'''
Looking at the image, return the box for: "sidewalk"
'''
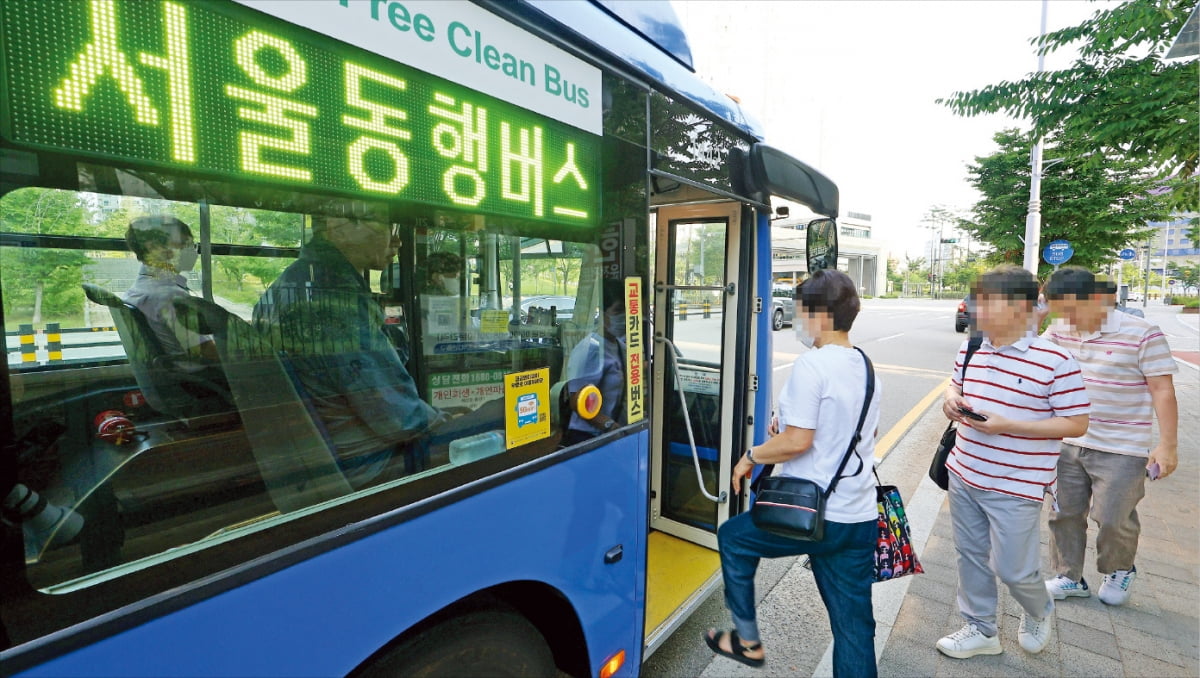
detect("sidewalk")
[683,309,1199,678]
[878,352,1200,677]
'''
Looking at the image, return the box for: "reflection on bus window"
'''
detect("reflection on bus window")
[1,186,617,595]
[563,279,627,446]
[413,231,607,446]
[669,221,727,363]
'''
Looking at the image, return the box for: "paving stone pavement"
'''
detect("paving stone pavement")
[878,356,1200,678]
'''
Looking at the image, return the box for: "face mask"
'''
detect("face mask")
[606,313,626,339]
[440,276,459,296]
[795,316,817,348]
[795,325,816,349]
[174,244,198,272]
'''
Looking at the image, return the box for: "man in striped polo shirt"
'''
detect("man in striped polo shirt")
[936,265,1090,660]
[1041,267,1178,607]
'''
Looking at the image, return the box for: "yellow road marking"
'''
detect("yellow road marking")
[874,377,949,463]
[771,360,950,379]
[872,363,953,378]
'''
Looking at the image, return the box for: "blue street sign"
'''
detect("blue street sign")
[1118,248,1137,260]
[1043,239,1074,266]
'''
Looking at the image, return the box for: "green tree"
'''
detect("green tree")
[904,256,928,282]
[1,189,91,324]
[939,0,1198,210]
[1167,260,1199,293]
[886,258,904,287]
[963,128,1169,276]
[943,259,987,289]
[203,206,304,293]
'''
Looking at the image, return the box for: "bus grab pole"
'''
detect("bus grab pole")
[654,335,726,505]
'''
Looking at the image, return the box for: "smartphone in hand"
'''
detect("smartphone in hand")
[1146,462,1161,481]
[958,406,988,422]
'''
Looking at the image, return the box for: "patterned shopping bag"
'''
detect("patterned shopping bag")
[874,484,924,583]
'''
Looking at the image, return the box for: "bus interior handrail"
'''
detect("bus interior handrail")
[653,334,726,505]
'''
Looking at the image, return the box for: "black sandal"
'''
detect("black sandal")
[703,628,765,668]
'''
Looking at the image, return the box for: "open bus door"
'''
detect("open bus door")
[642,145,839,656]
[644,194,753,652]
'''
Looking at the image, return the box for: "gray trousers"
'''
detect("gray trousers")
[948,473,1053,637]
[1048,443,1146,580]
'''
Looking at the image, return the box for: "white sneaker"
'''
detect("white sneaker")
[936,623,1002,659]
[1098,566,1137,606]
[1045,574,1090,600]
[1018,610,1053,654]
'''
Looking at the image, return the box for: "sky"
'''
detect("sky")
[671,0,1119,262]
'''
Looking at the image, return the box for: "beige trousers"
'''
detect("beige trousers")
[1048,443,1147,580]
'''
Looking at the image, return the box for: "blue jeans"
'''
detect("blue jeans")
[718,512,877,678]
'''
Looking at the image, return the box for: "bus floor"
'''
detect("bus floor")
[644,530,720,639]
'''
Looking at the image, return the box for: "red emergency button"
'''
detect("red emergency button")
[576,384,602,419]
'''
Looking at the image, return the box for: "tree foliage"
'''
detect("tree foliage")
[1,189,91,323]
[964,128,1170,276]
[938,0,1198,209]
[942,258,988,289]
[1167,260,1199,292]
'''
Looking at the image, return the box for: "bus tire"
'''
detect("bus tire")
[772,309,784,331]
[356,608,556,678]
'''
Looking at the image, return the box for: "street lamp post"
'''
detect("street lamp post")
[925,223,939,298]
[1143,241,1152,308]
[1023,0,1050,275]
[937,220,946,300]
[1163,221,1171,297]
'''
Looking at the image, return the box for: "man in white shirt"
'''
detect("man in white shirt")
[1041,267,1178,606]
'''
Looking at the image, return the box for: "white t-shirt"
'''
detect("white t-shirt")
[775,344,881,523]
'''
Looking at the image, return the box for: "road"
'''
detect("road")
[669,297,967,443]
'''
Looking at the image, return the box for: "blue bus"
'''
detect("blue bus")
[0,1,839,675]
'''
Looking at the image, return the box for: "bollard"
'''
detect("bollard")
[19,324,35,363]
[678,302,687,320]
[45,322,62,362]
[703,301,711,319]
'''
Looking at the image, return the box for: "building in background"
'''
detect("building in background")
[770,203,887,296]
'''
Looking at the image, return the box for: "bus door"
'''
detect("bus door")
[645,198,752,648]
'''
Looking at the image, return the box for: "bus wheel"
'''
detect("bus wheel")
[356,609,556,678]
[773,309,784,331]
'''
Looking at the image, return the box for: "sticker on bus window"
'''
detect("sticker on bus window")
[677,367,720,396]
[624,277,644,424]
[428,369,506,411]
[504,367,550,448]
[480,310,509,334]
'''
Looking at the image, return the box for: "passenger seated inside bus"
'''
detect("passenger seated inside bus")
[121,215,232,414]
[252,214,444,487]
[421,251,463,296]
[563,280,626,447]
[123,216,219,365]
[251,214,504,487]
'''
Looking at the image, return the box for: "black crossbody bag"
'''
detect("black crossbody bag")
[928,336,982,490]
[750,348,875,541]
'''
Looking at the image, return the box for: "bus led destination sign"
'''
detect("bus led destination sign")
[0,0,598,226]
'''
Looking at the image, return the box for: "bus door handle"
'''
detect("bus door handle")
[604,544,623,564]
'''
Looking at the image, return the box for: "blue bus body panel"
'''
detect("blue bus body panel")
[523,0,764,139]
[754,209,774,446]
[18,432,649,678]
[591,0,694,70]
